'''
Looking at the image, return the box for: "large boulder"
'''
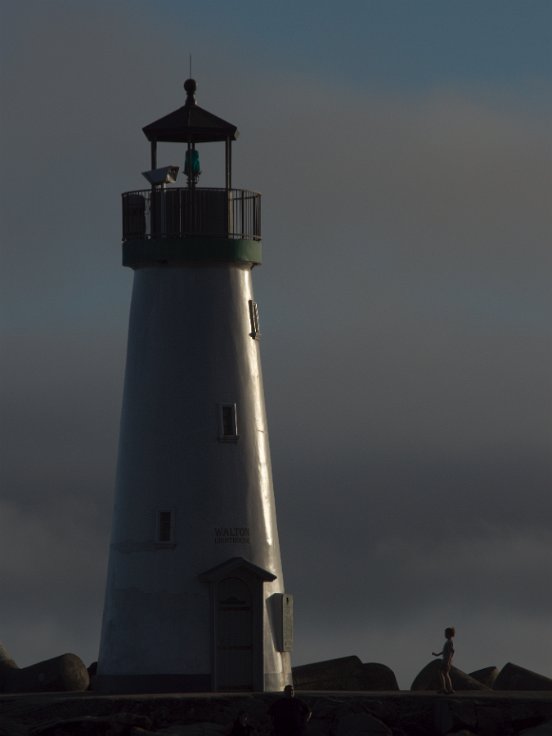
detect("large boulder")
[0,644,18,692]
[410,660,489,691]
[0,644,89,693]
[360,662,399,691]
[292,656,399,691]
[293,656,365,690]
[468,666,499,688]
[0,643,17,669]
[494,662,552,691]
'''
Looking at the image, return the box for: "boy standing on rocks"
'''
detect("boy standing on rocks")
[432,626,456,694]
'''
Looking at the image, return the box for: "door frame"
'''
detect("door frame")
[199,557,276,691]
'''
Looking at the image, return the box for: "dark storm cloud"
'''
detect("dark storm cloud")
[1,1,550,685]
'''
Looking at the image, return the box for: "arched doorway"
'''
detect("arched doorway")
[200,557,277,691]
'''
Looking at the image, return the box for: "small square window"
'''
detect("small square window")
[156,510,174,544]
[248,300,261,339]
[219,403,238,441]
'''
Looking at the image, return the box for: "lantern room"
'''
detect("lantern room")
[121,78,261,268]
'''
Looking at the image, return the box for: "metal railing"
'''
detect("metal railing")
[122,188,261,242]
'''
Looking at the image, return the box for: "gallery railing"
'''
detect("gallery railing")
[122,188,261,241]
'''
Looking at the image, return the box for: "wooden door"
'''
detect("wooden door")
[215,576,253,690]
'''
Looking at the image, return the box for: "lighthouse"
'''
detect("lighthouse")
[96,79,293,693]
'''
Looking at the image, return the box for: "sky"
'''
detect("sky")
[1,0,551,689]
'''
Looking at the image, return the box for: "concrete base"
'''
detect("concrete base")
[94,671,288,694]
[92,673,211,694]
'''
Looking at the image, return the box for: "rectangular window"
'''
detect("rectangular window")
[248,300,261,339]
[219,403,238,441]
[156,510,174,544]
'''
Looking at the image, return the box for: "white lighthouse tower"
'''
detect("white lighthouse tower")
[96,79,293,693]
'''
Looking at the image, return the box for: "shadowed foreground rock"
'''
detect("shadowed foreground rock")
[1,691,552,736]
[292,655,398,691]
[30,712,155,735]
[0,643,89,693]
[494,663,552,692]
[411,660,490,691]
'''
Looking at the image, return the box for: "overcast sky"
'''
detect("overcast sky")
[1,0,551,689]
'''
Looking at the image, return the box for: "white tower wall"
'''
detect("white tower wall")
[97,263,291,692]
